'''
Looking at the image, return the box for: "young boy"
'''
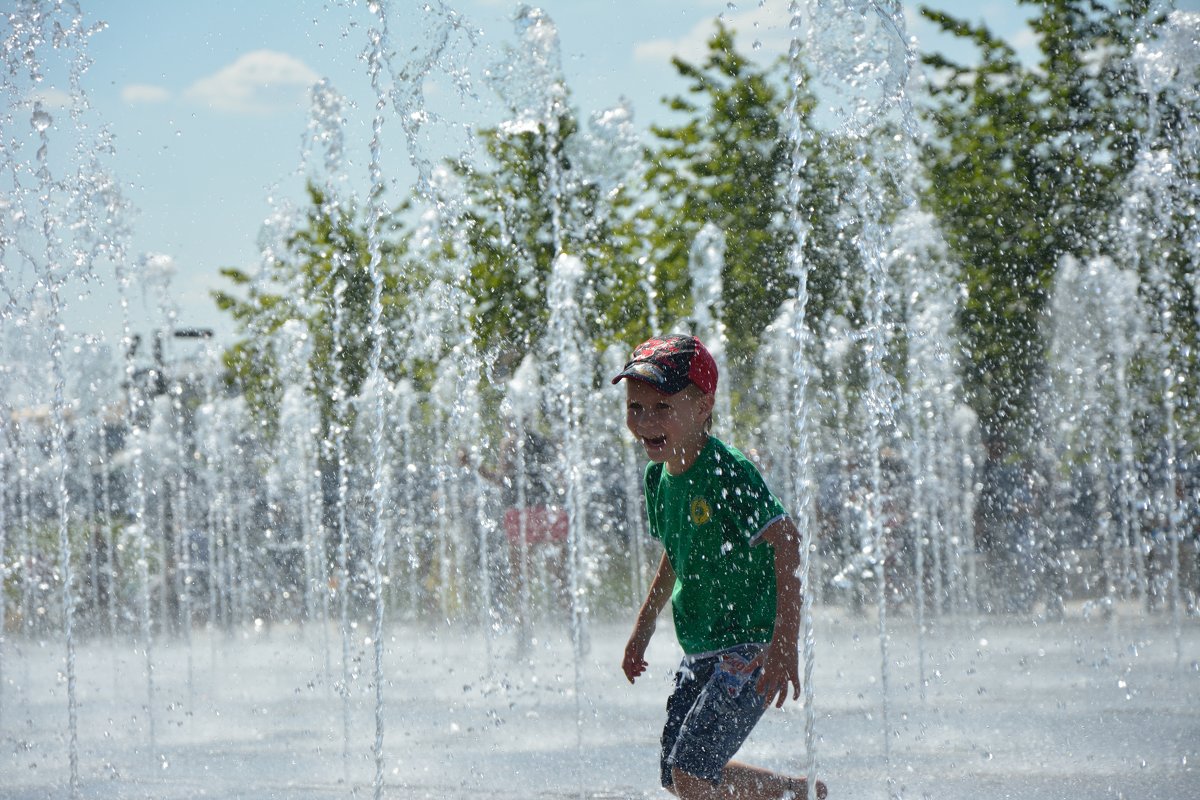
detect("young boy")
[613,334,826,800]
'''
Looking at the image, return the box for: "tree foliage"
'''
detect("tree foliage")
[213,10,1199,467]
[212,183,412,439]
[917,0,1165,449]
[450,109,645,372]
[643,22,852,377]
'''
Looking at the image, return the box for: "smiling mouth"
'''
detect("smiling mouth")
[641,435,667,449]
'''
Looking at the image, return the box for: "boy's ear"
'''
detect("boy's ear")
[695,390,716,420]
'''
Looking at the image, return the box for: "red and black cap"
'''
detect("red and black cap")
[610,334,718,395]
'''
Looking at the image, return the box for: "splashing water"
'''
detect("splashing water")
[1,3,1199,800]
[1,3,122,792]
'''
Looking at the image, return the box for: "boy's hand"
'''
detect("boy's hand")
[753,640,801,708]
[757,517,802,708]
[624,553,673,684]
[622,627,652,683]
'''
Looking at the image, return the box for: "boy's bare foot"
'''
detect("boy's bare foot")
[786,776,828,800]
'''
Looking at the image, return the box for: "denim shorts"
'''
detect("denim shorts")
[660,643,767,788]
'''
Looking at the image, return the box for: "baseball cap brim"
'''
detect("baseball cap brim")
[610,360,692,395]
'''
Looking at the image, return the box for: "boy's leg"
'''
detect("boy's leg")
[666,646,828,800]
[675,761,827,799]
[661,659,711,792]
[665,647,767,795]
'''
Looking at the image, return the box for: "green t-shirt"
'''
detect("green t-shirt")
[644,436,789,655]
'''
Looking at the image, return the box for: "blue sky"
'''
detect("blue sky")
[17,0,1200,349]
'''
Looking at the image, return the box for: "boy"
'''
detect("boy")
[613,334,826,800]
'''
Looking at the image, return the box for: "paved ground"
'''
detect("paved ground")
[2,604,1198,799]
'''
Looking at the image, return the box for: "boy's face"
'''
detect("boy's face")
[624,379,714,473]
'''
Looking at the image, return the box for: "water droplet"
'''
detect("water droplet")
[31,108,52,132]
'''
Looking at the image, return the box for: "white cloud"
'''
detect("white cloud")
[634,2,793,67]
[121,84,171,105]
[29,87,73,109]
[184,50,319,114]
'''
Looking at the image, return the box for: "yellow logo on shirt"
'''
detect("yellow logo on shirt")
[690,497,712,526]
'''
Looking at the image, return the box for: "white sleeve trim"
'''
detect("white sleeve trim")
[749,514,788,545]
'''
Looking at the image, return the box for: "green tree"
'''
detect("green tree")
[212,183,413,440]
[643,22,851,379]
[451,109,646,371]
[918,0,1162,449]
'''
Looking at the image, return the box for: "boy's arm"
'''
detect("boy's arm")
[622,552,676,683]
[755,516,803,707]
